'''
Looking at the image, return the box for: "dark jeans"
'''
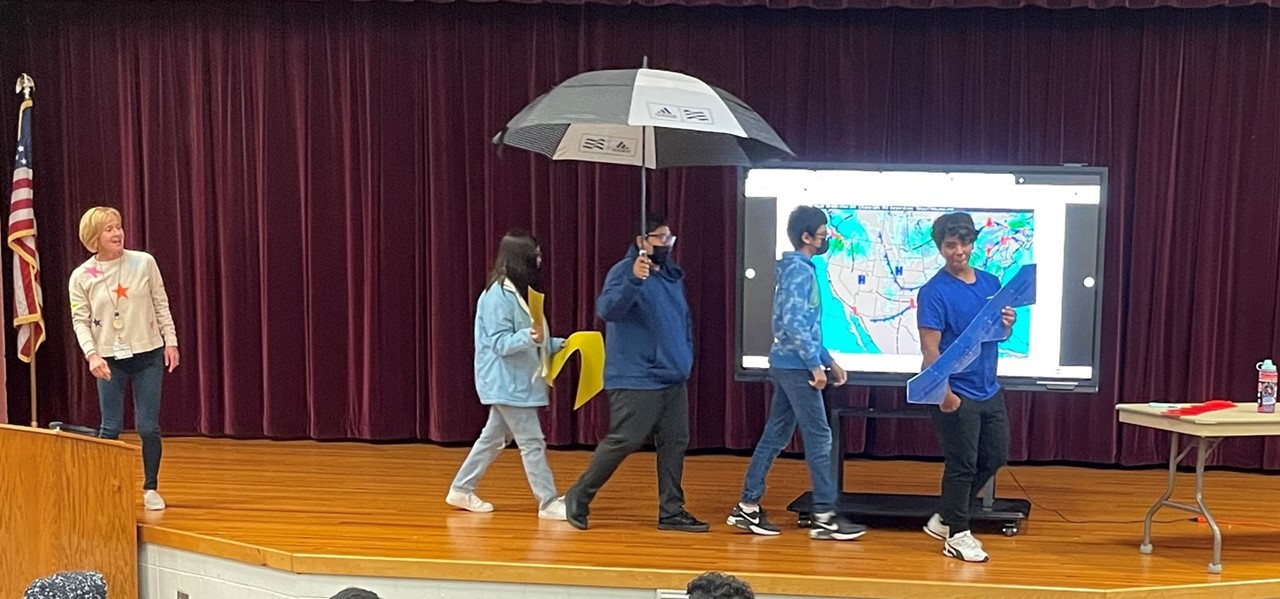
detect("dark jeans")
[97,347,165,491]
[567,383,690,519]
[928,388,1009,535]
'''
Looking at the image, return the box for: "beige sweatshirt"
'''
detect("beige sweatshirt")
[68,249,178,359]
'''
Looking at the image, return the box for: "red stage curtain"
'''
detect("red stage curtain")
[1,1,1278,468]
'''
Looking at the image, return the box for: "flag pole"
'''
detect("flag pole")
[29,358,35,427]
[14,74,36,427]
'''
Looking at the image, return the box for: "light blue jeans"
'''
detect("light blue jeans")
[740,367,837,513]
[451,404,558,509]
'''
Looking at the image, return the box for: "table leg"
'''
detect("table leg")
[1140,432,1180,554]
[1136,431,1225,574]
[1193,436,1224,574]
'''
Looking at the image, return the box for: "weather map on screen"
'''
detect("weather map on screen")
[737,165,1106,392]
[813,207,1033,358]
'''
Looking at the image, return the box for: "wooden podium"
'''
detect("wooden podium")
[0,424,139,598]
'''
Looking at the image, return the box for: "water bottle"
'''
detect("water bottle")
[1257,359,1277,414]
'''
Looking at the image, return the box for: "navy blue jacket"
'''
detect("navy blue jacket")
[596,246,694,389]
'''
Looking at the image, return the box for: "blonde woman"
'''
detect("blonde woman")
[68,207,179,511]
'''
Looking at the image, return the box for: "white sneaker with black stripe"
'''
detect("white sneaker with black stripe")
[726,504,782,536]
[943,530,989,562]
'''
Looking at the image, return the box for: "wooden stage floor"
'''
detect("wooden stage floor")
[132,436,1280,598]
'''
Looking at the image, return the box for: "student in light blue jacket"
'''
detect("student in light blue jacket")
[447,230,569,520]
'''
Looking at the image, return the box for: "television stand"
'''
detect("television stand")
[785,403,1031,537]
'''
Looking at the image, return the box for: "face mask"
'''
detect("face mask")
[648,245,671,266]
[527,256,544,292]
[813,237,830,256]
[510,254,542,294]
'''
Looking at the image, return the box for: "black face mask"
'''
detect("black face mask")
[813,237,830,256]
[648,245,671,266]
[527,257,544,292]
[512,256,542,294]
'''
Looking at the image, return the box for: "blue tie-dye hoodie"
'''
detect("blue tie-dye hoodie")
[769,251,834,371]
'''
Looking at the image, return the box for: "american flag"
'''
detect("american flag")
[9,96,45,362]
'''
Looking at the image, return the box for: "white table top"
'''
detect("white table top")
[1116,403,1280,437]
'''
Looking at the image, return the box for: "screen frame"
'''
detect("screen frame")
[733,161,1109,393]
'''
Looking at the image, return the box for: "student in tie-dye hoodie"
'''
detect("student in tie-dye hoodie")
[727,206,867,541]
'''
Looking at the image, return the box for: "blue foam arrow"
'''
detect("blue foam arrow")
[907,264,1037,405]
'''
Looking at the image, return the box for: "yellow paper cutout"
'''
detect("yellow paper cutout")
[528,289,546,332]
[545,331,606,410]
[526,289,550,377]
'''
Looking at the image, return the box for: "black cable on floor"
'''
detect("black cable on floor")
[1006,467,1190,525]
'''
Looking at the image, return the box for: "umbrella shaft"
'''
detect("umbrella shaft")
[640,126,648,236]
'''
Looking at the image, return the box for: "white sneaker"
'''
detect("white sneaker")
[143,490,166,511]
[538,497,567,521]
[925,514,982,546]
[446,489,494,513]
[943,530,989,562]
[924,513,949,540]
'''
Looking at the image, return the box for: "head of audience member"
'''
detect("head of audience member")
[23,571,107,599]
[329,588,381,599]
[686,571,755,599]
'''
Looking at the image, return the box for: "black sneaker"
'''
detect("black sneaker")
[726,505,782,536]
[809,512,867,541]
[658,511,710,533]
[564,493,589,530]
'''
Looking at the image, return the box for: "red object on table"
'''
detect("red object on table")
[1161,400,1237,417]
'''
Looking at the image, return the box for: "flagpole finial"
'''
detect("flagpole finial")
[14,74,34,99]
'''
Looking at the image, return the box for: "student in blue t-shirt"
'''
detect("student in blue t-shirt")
[916,212,1016,563]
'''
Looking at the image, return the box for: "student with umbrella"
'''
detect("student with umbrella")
[494,64,793,533]
[562,214,708,533]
